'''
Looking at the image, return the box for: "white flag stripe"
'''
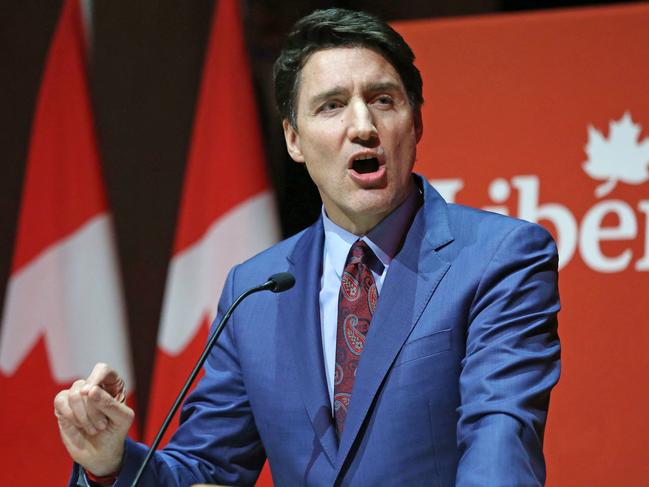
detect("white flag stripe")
[158,191,279,354]
[0,213,132,385]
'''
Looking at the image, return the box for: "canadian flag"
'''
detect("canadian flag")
[143,0,279,485]
[0,0,133,484]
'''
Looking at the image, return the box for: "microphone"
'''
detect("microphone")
[130,272,295,487]
[261,272,296,293]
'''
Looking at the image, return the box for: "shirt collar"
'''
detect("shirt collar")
[322,183,421,278]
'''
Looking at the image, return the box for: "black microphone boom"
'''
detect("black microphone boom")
[130,272,295,487]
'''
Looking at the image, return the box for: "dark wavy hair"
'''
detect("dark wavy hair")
[273,8,424,128]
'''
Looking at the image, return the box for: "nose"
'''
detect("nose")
[346,99,378,144]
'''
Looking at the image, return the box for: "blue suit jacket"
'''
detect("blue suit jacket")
[73,176,560,486]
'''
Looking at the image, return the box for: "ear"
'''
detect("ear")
[414,109,423,143]
[283,119,305,163]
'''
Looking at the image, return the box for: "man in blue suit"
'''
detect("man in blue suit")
[56,8,560,486]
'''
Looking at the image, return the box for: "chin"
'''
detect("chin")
[350,193,398,216]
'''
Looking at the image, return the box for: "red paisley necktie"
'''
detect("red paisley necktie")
[334,240,379,436]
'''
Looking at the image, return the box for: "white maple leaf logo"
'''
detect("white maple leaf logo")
[583,112,649,198]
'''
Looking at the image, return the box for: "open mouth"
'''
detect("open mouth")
[352,157,380,174]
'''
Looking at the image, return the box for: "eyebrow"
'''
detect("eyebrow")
[365,81,403,94]
[308,81,404,109]
[308,87,347,109]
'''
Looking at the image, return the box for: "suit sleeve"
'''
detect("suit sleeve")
[456,222,561,487]
[108,265,265,487]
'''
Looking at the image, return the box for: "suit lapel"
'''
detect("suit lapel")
[279,219,338,465]
[335,180,455,472]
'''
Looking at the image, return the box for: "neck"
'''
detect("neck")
[325,180,417,236]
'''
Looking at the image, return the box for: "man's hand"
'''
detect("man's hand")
[54,363,134,476]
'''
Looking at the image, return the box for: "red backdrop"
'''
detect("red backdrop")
[394,4,649,485]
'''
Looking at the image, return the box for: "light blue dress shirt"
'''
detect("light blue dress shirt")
[319,187,421,408]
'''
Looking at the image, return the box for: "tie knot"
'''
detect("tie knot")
[347,240,376,268]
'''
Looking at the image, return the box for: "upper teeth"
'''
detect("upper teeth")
[355,154,376,161]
